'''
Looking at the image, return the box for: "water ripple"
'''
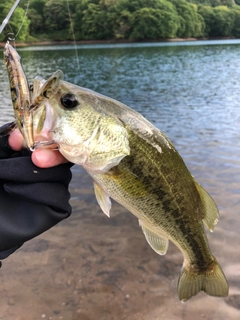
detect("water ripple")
[0,42,239,211]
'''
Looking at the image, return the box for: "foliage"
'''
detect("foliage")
[210,6,234,36]
[198,5,215,36]
[129,7,179,39]
[188,0,236,6]
[0,0,30,41]
[110,0,180,39]
[0,0,240,42]
[170,0,204,37]
[44,1,70,32]
[232,7,240,36]
[80,3,114,40]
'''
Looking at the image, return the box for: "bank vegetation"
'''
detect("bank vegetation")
[1,0,240,42]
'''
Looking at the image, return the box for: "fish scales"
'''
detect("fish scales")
[3,43,229,301]
[90,127,213,267]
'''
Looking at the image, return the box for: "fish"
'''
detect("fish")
[3,43,229,301]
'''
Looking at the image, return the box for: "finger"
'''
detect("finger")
[8,129,23,151]
[32,148,68,168]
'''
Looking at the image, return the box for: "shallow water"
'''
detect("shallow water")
[0,41,240,319]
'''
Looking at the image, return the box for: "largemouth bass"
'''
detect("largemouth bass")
[3,43,228,301]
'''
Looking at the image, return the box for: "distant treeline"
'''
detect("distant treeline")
[1,0,240,42]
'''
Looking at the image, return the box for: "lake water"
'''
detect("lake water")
[0,40,240,320]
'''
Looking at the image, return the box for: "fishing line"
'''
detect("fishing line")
[66,0,80,70]
[15,0,31,39]
[0,0,21,35]
[0,0,30,45]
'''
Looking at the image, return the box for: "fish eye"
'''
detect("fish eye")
[60,93,78,109]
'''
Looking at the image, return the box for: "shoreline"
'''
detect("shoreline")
[0,36,237,48]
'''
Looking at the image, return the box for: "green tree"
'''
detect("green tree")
[99,0,119,5]
[231,7,240,36]
[28,0,47,35]
[80,3,114,40]
[212,0,236,6]
[42,0,78,40]
[44,0,70,31]
[188,0,236,4]
[0,0,30,41]
[110,9,132,39]
[27,8,43,35]
[210,6,234,36]
[170,0,204,37]
[110,0,180,39]
[73,0,91,39]
[111,0,171,13]
[198,5,215,36]
[1,0,239,42]
[187,0,212,5]
[205,0,227,5]
[129,7,179,39]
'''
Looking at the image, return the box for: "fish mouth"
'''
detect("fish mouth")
[31,100,58,150]
[30,73,63,149]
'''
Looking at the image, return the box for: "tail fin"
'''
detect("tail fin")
[177,257,229,301]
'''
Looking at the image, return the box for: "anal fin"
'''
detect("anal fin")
[139,220,169,255]
[94,182,111,218]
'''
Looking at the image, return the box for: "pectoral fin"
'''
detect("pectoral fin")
[139,220,169,255]
[94,182,111,217]
[195,182,219,232]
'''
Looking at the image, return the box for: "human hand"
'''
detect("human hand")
[8,129,68,168]
[0,124,72,262]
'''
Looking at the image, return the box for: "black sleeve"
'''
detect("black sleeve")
[0,129,73,260]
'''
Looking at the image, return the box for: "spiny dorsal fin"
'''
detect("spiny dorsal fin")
[195,182,219,232]
[94,182,111,218]
[139,220,169,255]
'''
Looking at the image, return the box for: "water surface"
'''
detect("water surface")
[0,41,239,320]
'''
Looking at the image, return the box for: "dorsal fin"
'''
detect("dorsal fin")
[195,182,219,232]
